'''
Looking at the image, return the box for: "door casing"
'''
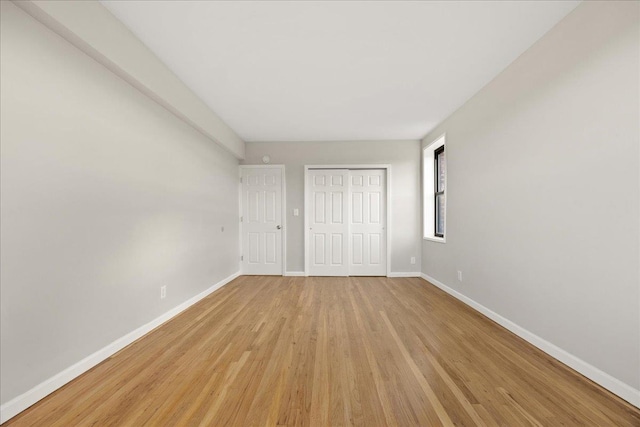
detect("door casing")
[239,165,287,275]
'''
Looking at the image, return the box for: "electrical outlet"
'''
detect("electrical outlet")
[160,285,167,299]
[293,208,299,216]
[457,271,463,282]
[410,257,416,265]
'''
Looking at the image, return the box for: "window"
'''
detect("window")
[434,146,445,237]
[423,135,446,242]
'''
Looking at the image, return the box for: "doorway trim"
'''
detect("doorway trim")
[239,165,287,275]
[304,164,392,277]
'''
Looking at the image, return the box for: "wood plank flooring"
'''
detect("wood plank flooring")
[5,276,639,426]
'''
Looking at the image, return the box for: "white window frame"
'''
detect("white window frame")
[423,134,446,243]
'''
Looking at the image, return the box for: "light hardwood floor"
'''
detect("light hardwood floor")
[5,276,639,426]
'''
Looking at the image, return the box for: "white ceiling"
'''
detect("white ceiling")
[101,1,580,142]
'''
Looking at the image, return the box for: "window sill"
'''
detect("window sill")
[423,236,446,244]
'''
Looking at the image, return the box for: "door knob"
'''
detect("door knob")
[277,225,282,229]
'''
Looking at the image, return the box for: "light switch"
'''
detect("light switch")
[293,208,299,216]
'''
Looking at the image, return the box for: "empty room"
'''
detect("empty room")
[0,0,638,425]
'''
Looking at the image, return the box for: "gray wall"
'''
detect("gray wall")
[421,1,639,390]
[242,141,422,273]
[0,2,239,404]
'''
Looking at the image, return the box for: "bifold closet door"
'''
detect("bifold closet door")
[349,170,386,276]
[307,169,349,276]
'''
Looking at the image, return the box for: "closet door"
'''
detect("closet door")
[349,170,387,276]
[307,169,349,276]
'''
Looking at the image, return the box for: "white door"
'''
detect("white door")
[307,169,349,276]
[349,170,387,276]
[241,167,283,275]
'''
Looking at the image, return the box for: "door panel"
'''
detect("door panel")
[349,170,386,276]
[265,232,277,264]
[314,234,325,265]
[352,234,363,265]
[248,233,259,263]
[331,234,343,264]
[242,168,283,275]
[369,193,381,223]
[369,234,382,264]
[308,169,349,276]
[332,193,343,223]
[314,193,325,223]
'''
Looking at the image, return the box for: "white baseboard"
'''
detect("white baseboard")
[284,271,305,276]
[0,271,241,424]
[284,272,422,278]
[420,273,640,408]
[387,272,422,278]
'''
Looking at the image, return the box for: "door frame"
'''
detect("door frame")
[304,164,392,277]
[239,165,287,275]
